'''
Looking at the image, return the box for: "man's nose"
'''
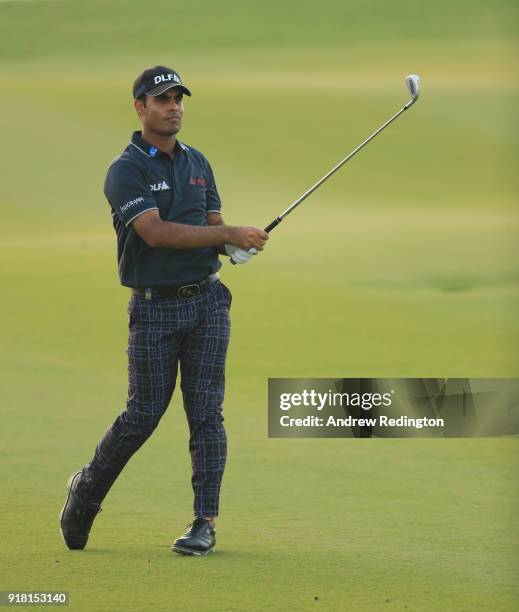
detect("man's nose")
[168,98,182,111]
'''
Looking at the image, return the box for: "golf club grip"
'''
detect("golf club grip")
[265,218,281,233]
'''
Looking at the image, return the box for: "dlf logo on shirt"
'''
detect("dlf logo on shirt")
[154,73,181,85]
[150,181,170,192]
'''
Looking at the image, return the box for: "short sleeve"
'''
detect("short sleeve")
[104,161,159,227]
[204,159,222,214]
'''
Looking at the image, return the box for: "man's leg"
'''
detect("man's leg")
[75,295,181,505]
[179,281,231,519]
[170,281,230,556]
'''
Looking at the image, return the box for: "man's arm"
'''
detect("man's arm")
[207,211,228,255]
[131,209,268,251]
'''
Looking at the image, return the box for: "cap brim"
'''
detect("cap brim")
[146,82,192,97]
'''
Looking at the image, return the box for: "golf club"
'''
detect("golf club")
[264,74,420,232]
[230,74,420,263]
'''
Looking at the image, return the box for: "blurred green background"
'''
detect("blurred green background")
[1,1,517,610]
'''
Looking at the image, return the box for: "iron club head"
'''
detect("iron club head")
[405,74,420,100]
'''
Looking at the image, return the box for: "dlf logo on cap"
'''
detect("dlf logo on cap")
[153,73,182,86]
[133,66,192,99]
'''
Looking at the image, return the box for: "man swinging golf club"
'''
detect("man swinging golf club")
[60,65,268,556]
[60,68,419,555]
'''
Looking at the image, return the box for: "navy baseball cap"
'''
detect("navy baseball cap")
[133,66,192,99]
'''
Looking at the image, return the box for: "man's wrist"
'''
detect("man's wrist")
[221,225,233,244]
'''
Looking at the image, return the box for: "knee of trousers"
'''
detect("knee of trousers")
[187,412,227,442]
[114,408,164,439]
[125,393,171,423]
[182,386,224,414]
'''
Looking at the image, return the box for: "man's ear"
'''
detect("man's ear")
[134,98,145,119]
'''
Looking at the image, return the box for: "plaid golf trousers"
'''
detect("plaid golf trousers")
[75,279,231,517]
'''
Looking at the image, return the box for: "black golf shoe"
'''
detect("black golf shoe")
[60,471,102,550]
[172,517,216,556]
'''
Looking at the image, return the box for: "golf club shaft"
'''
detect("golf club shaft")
[264,97,417,233]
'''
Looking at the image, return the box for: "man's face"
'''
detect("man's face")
[135,87,184,136]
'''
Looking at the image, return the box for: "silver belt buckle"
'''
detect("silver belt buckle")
[178,284,200,298]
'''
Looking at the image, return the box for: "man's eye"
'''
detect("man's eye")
[156,94,182,103]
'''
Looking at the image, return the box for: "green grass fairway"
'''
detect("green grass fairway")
[1,1,518,610]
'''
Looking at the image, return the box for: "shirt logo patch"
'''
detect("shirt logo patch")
[150,180,170,192]
[120,196,145,214]
[189,177,208,186]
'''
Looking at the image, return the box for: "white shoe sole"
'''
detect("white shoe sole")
[171,544,215,556]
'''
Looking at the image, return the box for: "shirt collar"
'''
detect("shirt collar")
[130,130,186,159]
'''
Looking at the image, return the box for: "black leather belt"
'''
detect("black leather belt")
[132,273,219,300]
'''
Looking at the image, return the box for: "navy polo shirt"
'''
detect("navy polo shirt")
[104,131,223,287]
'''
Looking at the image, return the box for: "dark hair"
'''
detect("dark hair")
[136,94,147,107]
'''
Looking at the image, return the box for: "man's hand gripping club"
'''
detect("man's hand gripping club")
[225,226,268,265]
